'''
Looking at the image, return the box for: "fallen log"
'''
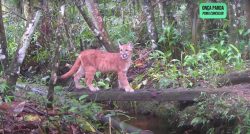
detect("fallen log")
[71,88,233,102]
[218,69,250,86]
[0,79,237,102]
[97,114,153,134]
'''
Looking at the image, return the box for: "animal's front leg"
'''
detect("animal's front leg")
[118,71,134,92]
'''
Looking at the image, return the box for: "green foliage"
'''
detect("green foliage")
[158,23,181,56]
[0,82,8,94]
[139,42,244,89]
[23,86,103,133]
[107,17,136,43]
[66,5,79,22]
[58,91,102,119]
[142,29,245,89]
[54,89,102,132]
[208,43,243,69]
[183,51,225,85]
[78,24,95,43]
[4,16,25,58]
[146,53,185,88]
[30,48,50,62]
[0,82,14,102]
[179,93,250,133]
[149,50,172,64]
[93,71,112,90]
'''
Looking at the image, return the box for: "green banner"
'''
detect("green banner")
[199,3,227,19]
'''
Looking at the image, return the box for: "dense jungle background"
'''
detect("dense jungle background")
[0,0,249,133]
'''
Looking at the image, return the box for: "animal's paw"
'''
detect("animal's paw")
[95,87,100,91]
[89,88,97,92]
[125,88,134,93]
[75,85,84,89]
[89,87,100,92]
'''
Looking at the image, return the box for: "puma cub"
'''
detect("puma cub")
[59,43,134,92]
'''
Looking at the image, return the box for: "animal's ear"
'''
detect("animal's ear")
[128,42,133,49]
[118,41,122,49]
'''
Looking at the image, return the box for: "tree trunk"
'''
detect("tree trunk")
[23,0,33,26]
[6,11,41,95]
[83,0,117,52]
[132,0,136,15]
[16,0,24,15]
[47,5,64,109]
[0,0,9,74]
[1,0,5,12]
[245,0,250,29]
[234,0,242,44]
[165,1,176,25]
[190,2,200,46]
[141,0,158,49]
[243,0,250,59]
[158,0,165,29]
[136,0,140,12]
[63,16,75,51]
[227,0,236,44]
[40,0,52,50]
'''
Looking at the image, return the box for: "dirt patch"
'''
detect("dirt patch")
[223,83,250,102]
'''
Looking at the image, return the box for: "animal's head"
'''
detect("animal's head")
[119,42,133,60]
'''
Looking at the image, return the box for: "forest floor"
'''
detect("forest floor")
[223,83,250,101]
[0,79,249,133]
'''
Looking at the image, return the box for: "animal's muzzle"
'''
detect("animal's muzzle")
[121,53,128,59]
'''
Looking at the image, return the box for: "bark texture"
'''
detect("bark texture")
[242,0,250,59]
[158,0,165,29]
[190,3,199,45]
[227,0,235,44]
[0,0,9,72]
[6,10,41,93]
[76,0,117,52]
[40,0,52,49]
[97,114,153,134]
[218,69,250,86]
[23,0,34,26]
[71,88,232,102]
[141,0,158,49]
[245,0,250,29]
[47,5,64,108]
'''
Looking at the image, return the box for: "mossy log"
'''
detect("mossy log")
[218,69,250,86]
[71,88,233,102]
[97,114,153,134]
[2,79,237,102]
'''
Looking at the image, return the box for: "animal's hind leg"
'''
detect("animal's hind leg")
[118,80,122,89]
[74,66,84,89]
[85,67,99,92]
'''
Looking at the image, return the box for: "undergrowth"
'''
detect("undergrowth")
[22,86,103,133]
[132,24,245,90]
[178,93,250,134]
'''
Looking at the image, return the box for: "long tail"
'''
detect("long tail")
[59,55,82,79]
